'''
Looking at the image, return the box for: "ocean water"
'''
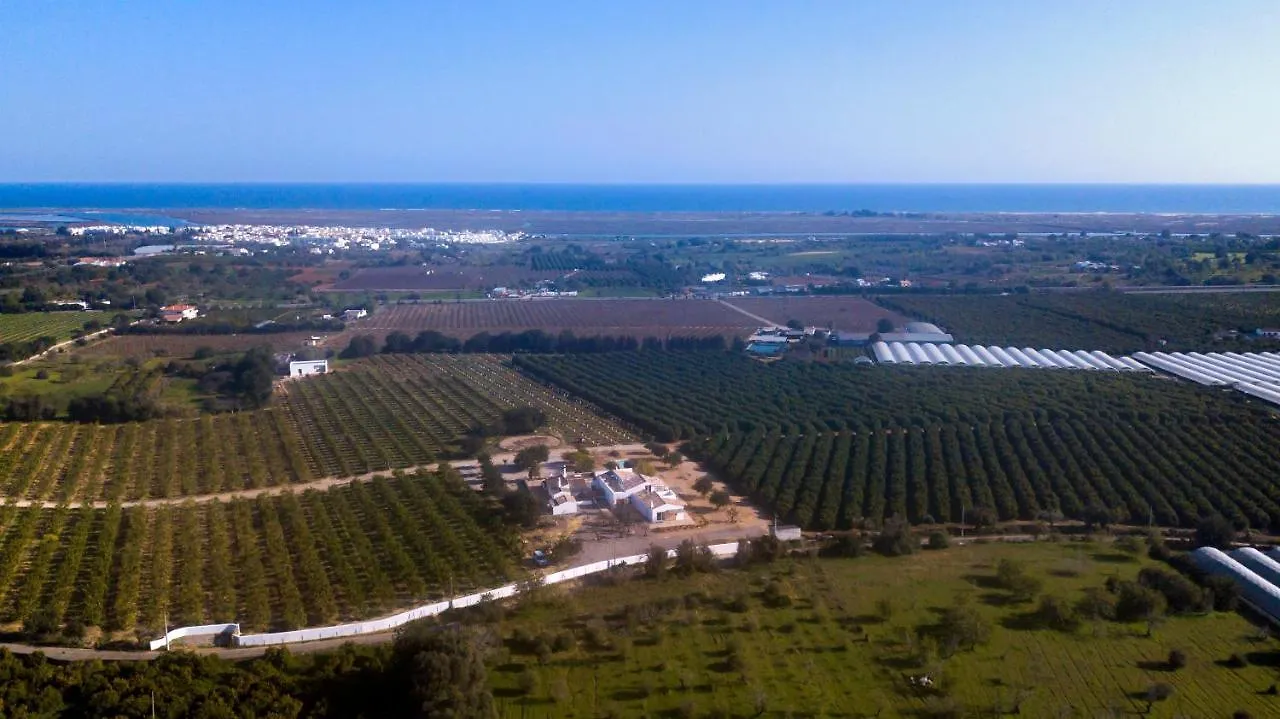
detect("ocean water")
[2,183,1280,214]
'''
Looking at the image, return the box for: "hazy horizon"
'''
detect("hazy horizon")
[4,0,1279,184]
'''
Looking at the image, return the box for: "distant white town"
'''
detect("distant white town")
[70,223,524,251]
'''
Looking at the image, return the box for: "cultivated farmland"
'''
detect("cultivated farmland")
[516,352,1280,530]
[0,355,632,502]
[74,332,327,359]
[0,470,515,638]
[329,265,561,291]
[723,295,906,332]
[355,299,758,339]
[879,292,1280,352]
[0,311,104,344]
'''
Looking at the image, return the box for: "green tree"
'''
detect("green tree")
[392,624,496,718]
[514,445,551,479]
[1195,514,1236,550]
[710,490,732,511]
[693,475,715,498]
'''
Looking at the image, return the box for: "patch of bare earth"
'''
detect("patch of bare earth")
[499,435,563,451]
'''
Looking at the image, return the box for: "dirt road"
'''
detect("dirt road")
[4,443,652,510]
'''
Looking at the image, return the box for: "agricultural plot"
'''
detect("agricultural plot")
[0,311,103,344]
[329,265,561,291]
[880,292,1280,352]
[355,299,756,340]
[486,542,1280,718]
[0,409,313,502]
[279,354,632,477]
[723,295,906,332]
[74,331,325,359]
[0,470,516,638]
[516,353,1280,530]
[0,355,631,501]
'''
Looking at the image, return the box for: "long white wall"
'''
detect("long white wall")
[151,541,746,650]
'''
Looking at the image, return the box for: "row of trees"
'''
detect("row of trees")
[342,329,729,359]
[686,413,1280,531]
[0,469,516,641]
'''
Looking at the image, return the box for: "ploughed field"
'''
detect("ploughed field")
[0,470,515,640]
[354,299,758,339]
[328,265,562,291]
[0,311,104,344]
[0,355,632,503]
[516,352,1280,531]
[723,295,906,332]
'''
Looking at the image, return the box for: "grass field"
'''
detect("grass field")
[483,541,1280,718]
[0,312,103,344]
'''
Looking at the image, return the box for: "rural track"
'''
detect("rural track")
[715,299,780,327]
[0,443,652,510]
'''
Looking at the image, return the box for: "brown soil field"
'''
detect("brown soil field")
[288,263,351,288]
[328,265,561,291]
[74,332,332,359]
[351,299,757,339]
[724,296,906,331]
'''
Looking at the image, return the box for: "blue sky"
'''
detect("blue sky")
[2,0,1278,183]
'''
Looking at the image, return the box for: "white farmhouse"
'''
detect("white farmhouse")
[289,359,329,377]
[342,308,368,321]
[543,475,579,516]
[592,468,687,524]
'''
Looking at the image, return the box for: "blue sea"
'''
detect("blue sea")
[3,183,1280,214]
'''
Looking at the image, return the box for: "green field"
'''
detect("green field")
[483,541,1280,718]
[0,311,103,345]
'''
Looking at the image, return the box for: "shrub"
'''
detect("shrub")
[1167,649,1187,670]
[1226,653,1248,668]
[1203,575,1240,611]
[1035,595,1079,632]
[1074,587,1117,621]
[926,531,950,550]
[1137,567,1210,614]
[1114,535,1143,555]
[995,559,1042,602]
[1113,581,1166,622]
[873,518,917,557]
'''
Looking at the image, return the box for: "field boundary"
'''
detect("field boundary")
[151,540,748,650]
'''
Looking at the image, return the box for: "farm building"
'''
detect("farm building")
[342,308,368,321]
[542,475,579,516]
[828,331,872,347]
[1189,547,1280,625]
[289,359,329,377]
[872,341,1144,371]
[160,303,199,322]
[1132,351,1280,406]
[592,468,687,523]
[772,525,803,541]
[877,322,954,344]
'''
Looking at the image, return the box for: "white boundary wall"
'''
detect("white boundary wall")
[152,541,745,650]
[147,623,241,651]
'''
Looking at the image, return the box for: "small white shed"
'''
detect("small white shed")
[289,359,329,377]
